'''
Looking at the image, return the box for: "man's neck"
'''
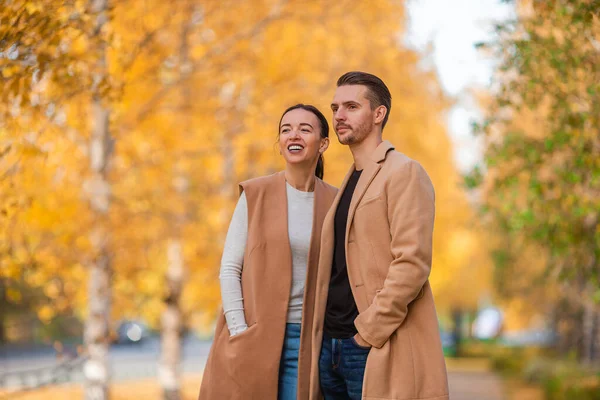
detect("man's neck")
[349,133,383,171]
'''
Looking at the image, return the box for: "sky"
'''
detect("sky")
[405,0,516,172]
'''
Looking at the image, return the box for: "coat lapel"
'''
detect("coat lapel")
[344,141,394,247]
[345,162,381,242]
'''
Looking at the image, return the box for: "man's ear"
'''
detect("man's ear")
[374,105,387,125]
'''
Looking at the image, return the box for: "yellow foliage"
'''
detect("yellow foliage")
[0,0,490,335]
[43,280,61,299]
[6,287,22,303]
[38,304,56,323]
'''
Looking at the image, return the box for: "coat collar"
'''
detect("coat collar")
[370,140,395,164]
[333,140,395,198]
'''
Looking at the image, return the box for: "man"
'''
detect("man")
[309,72,449,400]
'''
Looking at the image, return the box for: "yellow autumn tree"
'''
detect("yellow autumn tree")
[1,1,491,398]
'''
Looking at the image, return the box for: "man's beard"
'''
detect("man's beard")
[336,120,370,145]
[337,130,357,145]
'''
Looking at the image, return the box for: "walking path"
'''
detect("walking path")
[449,370,506,400]
[447,358,506,400]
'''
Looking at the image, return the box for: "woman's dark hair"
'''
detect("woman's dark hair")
[278,104,329,180]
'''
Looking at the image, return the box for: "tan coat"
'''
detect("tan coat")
[199,171,337,400]
[309,141,449,400]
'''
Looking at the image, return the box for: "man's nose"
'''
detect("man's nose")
[334,109,346,121]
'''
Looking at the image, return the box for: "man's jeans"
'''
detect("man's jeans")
[319,332,370,400]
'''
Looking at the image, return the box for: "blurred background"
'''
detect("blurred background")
[0,0,598,399]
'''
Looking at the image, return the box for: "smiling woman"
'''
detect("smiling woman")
[278,104,331,182]
[198,104,338,400]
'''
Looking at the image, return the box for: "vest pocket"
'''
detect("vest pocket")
[240,243,263,326]
[228,321,258,342]
[240,272,256,326]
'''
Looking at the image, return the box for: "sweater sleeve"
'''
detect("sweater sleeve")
[219,192,249,336]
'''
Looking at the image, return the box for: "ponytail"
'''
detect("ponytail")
[315,153,324,180]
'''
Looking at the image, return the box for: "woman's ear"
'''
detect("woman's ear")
[320,137,330,153]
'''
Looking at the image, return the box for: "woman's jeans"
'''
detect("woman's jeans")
[278,323,302,400]
[318,332,370,400]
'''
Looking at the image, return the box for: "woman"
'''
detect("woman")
[199,104,338,400]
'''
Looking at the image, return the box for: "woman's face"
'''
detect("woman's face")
[279,108,327,167]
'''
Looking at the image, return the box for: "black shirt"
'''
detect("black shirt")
[324,169,362,338]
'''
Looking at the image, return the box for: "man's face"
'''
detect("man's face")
[331,85,374,146]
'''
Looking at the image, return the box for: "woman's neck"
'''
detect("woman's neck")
[284,165,316,192]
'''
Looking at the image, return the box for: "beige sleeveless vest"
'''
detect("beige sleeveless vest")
[199,171,337,400]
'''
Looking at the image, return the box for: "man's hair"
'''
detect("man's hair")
[337,71,392,130]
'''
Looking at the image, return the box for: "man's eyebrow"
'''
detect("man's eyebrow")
[331,101,359,108]
[299,123,313,128]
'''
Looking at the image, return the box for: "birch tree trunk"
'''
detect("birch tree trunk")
[0,278,6,344]
[83,1,113,399]
[159,4,194,399]
[160,239,184,400]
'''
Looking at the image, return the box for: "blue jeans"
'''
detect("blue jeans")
[278,323,301,400]
[319,332,370,400]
